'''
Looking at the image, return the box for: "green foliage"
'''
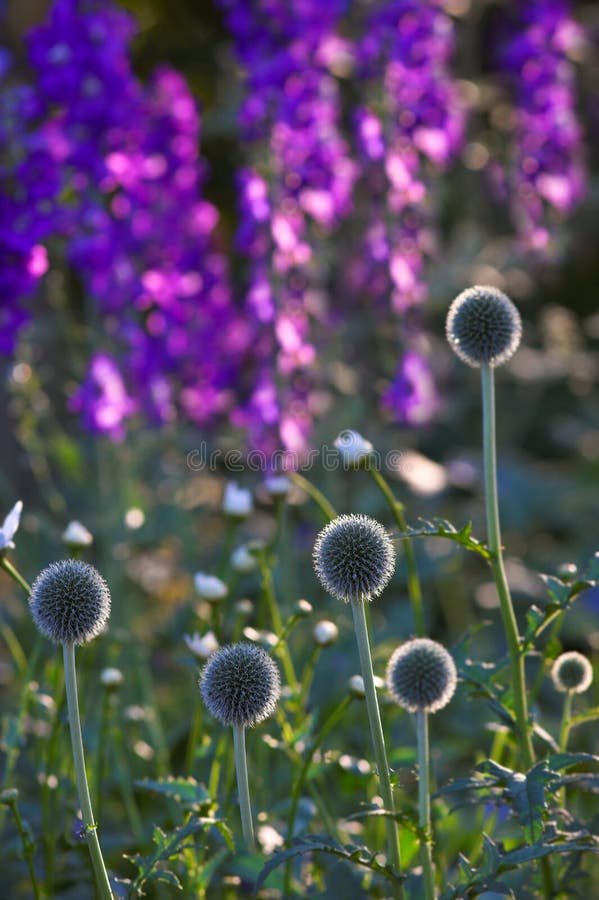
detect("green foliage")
[254,834,405,895]
[392,519,492,559]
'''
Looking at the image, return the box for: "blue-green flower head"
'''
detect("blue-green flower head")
[313,514,395,604]
[200,642,280,728]
[386,638,457,714]
[446,285,522,367]
[551,651,593,694]
[29,560,111,646]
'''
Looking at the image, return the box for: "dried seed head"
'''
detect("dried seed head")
[386,638,457,714]
[199,642,280,728]
[29,559,111,646]
[446,285,522,367]
[313,514,395,603]
[551,651,593,694]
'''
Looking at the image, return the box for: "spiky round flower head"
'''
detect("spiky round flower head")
[446,285,522,368]
[199,642,280,728]
[29,560,111,646]
[313,514,395,603]
[386,638,457,714]
[551,652,593,694]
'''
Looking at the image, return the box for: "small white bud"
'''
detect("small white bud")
[61,520,93,549]
[184,631,219,660]
[193,572,228,602]
[334,430,374,467]
[312,620,339,647]
[230,544,258,573]
[100,667,124,689]
[264,474,292,498]
[348,673,384,698]
[222,482,253,518]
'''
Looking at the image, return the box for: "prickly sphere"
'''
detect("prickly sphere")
[313,514,395,603]
[386,638,457,714]
[200,643,280,728]
[551,651,593,694]
[446,285,522,367]
[29,560,111,646]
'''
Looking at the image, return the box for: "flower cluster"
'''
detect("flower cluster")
[349,1,465,424]
[495,0,586,250]
[3,0,247,440]
[219,0,357,454]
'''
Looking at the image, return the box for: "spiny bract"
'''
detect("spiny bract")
[446,284,522,367]
[29,559,111,646]
[386,638,457,714]
[199,642,280,728]
[551,651,593,694]
[313,513,395,603]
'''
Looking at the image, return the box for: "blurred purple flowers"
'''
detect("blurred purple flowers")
[495,0,586,250]
[0,0,589,449]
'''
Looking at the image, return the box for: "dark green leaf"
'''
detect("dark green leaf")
[135,777,210,807]
[392,518,491,559]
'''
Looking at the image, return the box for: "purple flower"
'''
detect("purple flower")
[383,350,440,425]
[495,0,586,248]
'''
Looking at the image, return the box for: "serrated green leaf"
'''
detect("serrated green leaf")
[392,518,491,559]
[253,834,403,896]
[505,766,553,844]
[135,777,210,807]
[545,752,599,771]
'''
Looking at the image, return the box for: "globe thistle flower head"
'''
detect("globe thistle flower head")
[446,285,522,367]
[29,559,111,646]
[551,651,593,694]
[199,642,280,728]
[386,638,457,714]
[313,514,395,603]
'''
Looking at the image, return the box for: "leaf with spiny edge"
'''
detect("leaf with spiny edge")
[135,777,211,809]
[391,518,492,559]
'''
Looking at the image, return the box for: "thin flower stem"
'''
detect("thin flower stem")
[481,365,534,770]
[481,366,554,900]
[351,602,404,900]
[368,467,425,636]
[257,552,297,689]
[416,709,435,900]
[0,555,32,594]
[558,691,573,807]
[63,643,113,899]
[286,694,353,842]
[3,793,42,900]
[289,472,337,522]
[233,724,256,851]
[185,695,204,774]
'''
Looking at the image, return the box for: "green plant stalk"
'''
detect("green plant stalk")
[416,709,436,900]
[557,690,573,807]
[0,621,27,676]
[257,552,297,689]
[185,695,204,775]
[0,555,32,594]
[3,793,42,900]
[233,724,256,851]
[289,472,337,521]
[368,468,425,636]
[287,694,353,842]
[41,655,65,897]
[63,643,113,899]
[481,366,554,900]
[351,602,403,900]
[481,365,534,770]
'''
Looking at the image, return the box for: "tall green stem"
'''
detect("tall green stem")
[63,643,113,899]
[481,365,534,770]
[351,603,403,900]
[557,691,573,807]
[416,709,435,900]
[481,366,553,899]
[289,472,337,522]
[233,724,256,851]
[368,468,425,636]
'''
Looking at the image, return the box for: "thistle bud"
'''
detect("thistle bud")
[200,642,280,728]
[386,638,457,714]
[446,285,522,368]
[313,514,395,603]
[29,560,111,646]
[551,651,593,694]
